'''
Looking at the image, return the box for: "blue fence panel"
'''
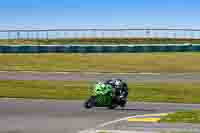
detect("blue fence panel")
[0,44,200,53]
[20,46,38,53]
[190,45,200,52]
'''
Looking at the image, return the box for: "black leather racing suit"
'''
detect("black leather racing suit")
[105,79,128,100]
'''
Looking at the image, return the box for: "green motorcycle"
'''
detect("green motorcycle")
[84,82,127,109]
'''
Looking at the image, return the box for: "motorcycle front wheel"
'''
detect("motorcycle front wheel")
[119,99,127,108]
[108,97,119,109]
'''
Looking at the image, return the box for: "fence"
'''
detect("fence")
[0,28,200,40]
[1,44,200,53]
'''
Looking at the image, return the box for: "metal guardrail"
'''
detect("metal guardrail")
[0,28,200,40]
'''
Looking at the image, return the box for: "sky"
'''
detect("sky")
[0,0,199,30]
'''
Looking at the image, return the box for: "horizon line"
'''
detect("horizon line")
[1,28,200,32]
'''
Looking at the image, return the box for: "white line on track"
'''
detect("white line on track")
[0,70,162,75]
[94,130,157,133]
[78,113,170,133]
[1,70,200,76]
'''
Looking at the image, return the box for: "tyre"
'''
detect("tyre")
[108,103,118,109]
[108,98,118,109]
[119,99,127,108]
[84,97,96,109]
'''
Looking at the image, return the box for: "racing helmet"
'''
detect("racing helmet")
[114,79,123,89]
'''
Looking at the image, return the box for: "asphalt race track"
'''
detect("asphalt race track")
[0,71,200,133]
[0,99,200,133]
[0,71,200,82]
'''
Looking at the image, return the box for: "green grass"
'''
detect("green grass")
[0,38,200,45]
[1,53,200,73]
[0,80,91,100]
[0,80,200,104]
[160,111,200,123]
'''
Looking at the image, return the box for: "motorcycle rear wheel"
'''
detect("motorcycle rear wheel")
[84,96,96,109]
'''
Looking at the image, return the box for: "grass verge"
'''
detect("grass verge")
[1,53,200,73]
[0,80,200,104]
[0,38,200,45]
[160,111,200,123]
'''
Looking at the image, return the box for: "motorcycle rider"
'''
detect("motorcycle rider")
[104,79,128,106]
[85,79,128,109]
